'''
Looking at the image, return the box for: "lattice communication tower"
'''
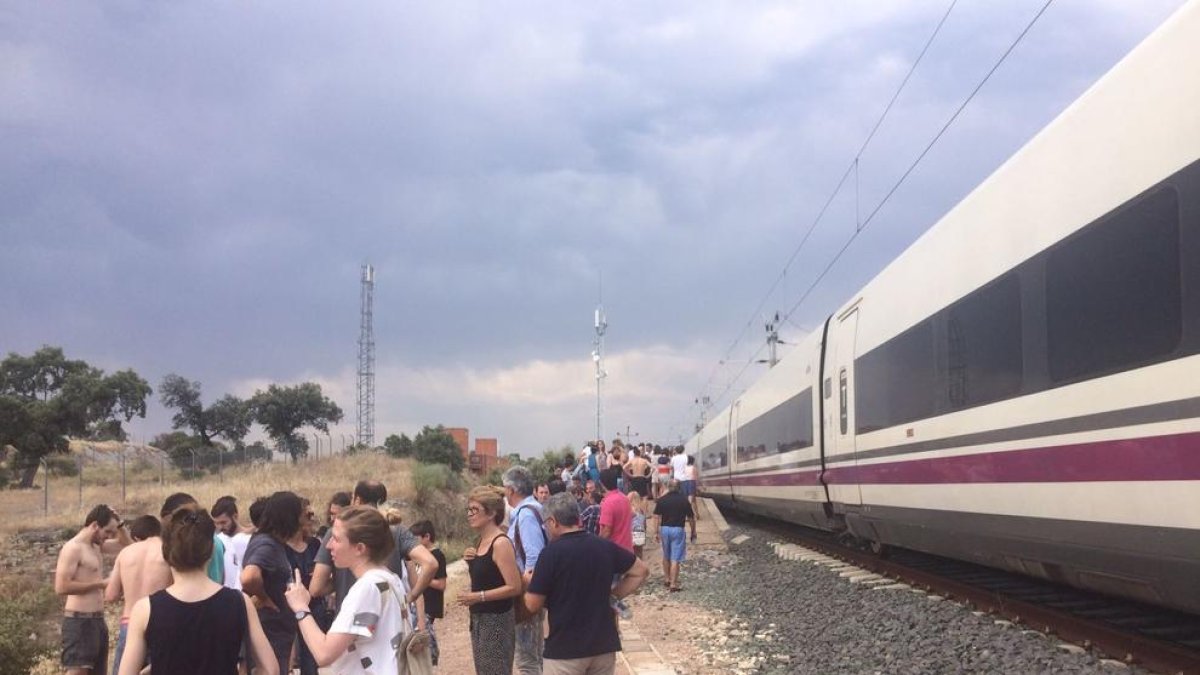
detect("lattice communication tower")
[357,263,376,448]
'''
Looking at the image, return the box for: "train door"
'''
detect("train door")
[825,307,862,507]
[728,399,740,504]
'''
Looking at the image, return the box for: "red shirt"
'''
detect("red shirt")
[598,490,634,552]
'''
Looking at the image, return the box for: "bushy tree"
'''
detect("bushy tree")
[160,375,254,466]
[384,433,413,458]
[413,425,465,473]
[249,383,343,463]
[0,347,151,487]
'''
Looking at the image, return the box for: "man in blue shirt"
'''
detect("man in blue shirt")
[504,465,548,675]
[523,493,649,675]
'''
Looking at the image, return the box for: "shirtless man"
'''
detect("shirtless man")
[106,515,171,674]
[55,504,131,675]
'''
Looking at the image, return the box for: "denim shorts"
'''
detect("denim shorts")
[660,526,687,562]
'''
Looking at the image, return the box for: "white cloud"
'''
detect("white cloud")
[225,343,713,456]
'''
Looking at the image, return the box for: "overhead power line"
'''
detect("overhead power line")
[781,0,1056,326]
[685,0,962,424]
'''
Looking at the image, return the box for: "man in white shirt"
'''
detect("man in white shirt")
[671,446,690,483]
[212,495,252,591]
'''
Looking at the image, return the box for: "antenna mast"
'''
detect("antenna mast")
[592,277,607,444]
[357,263,376,448]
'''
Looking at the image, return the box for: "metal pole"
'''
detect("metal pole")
[218,445,223,482]
[78,455,83,511]
[191,449,196,479]
[121,450,127,505]
[42,458,49,516]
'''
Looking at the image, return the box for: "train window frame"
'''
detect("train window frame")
[942,272,1024,411]
[1045,185,1183,384]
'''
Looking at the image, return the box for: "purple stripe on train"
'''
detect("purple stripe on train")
[703,431,1200,486]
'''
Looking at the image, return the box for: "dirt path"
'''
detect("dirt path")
[431,498,734,675]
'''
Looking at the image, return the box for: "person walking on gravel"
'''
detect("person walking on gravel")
[653,480,695,592]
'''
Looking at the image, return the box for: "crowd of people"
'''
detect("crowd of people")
[52,439,700,675]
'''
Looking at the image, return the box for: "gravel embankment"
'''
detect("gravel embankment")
[657,520,1140,674]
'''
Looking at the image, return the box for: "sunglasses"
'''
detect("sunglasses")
[466,506,481,516]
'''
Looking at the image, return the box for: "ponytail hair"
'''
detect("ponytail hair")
[161,505,216,571]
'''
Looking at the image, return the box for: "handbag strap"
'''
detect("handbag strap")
[512,505,548,569]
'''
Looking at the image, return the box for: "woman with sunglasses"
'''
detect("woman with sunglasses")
[458,486,523,675]
[286,498,325,675]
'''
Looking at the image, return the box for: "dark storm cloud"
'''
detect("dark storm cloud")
[0,1,1186,450]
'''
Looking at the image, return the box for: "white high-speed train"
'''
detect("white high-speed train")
[692,1,1200,615]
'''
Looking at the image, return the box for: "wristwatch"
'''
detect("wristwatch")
[294,610,311,621]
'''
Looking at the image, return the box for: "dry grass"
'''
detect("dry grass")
[0,453,442,536]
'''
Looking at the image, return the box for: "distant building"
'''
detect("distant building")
[446,427,469,460]
[468,435,507,474]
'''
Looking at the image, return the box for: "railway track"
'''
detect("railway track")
[731,512,1200,675]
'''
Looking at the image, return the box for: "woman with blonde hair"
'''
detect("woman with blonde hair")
[458,486,523,675]
[628,491,648,559]
[285,505,418,675]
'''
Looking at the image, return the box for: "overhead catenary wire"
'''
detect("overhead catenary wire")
[780,0,1056,327]
[684,0,961,425]
[683,0,1057,436]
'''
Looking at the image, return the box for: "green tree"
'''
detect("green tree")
[383,433,413,458]
[0,347,151,487]
[413,425,465,473]
[207,394,253,452]
[160,375,255,467]
[249,383,343,463]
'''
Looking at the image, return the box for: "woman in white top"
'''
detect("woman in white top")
[285,506,413,675]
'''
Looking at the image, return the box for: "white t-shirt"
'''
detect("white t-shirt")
[329,567,410,675]
[671,453,689,481]
[216,531,251,590]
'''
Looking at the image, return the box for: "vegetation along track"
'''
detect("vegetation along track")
[729,512,1200,674]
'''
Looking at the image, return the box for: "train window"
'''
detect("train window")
[700,439,728,470]
[838,369,848,434]
[855,320,936,433]
[1046,186,1182,383]
[735,389,814,461]
[944,273,1023,410]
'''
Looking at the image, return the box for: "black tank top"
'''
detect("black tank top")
[146,586,246,674]
[467,534,513,614]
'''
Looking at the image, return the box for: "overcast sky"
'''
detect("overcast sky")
[1,1,1187,456]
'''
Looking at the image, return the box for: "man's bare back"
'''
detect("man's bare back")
[106,537,172,618]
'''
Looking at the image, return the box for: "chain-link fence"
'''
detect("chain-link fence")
[5,434,354,520]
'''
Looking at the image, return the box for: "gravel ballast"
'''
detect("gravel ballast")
[648,518,1142,674]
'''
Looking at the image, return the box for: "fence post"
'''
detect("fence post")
[42,458,50,516]
[78,455,83,511]
[121,450,127,506]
